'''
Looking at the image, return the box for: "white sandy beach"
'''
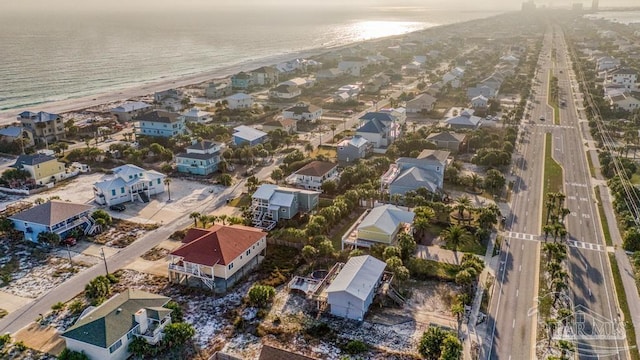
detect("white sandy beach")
[0,39,375,126]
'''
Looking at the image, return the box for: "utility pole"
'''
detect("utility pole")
[101,247,109,275]
[66,244,74,269]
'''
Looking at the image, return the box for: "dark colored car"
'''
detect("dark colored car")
[109,204,126,212]
[63,237,77,246]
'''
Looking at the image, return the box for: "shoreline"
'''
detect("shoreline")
[0,12,504,125]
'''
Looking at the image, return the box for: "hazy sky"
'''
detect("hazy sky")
[4,0,639,13]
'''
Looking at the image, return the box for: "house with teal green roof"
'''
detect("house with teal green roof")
[62,289,172,360]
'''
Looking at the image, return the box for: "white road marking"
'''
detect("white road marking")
[519,265,522,272]
[517,289,519,297]
[512,319,516,328]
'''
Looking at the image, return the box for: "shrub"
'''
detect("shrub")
[58,348,90,360]
[69,300,85,315]
[51,301,66,312]
[247,284,276,308]
[344,340,368,354]
[305,321,333,339]
[165,301,184,323]
[0,333,10,349]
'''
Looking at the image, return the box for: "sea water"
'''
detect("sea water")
[0,6,499,111]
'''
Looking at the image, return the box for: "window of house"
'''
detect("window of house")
[228,263,234,270]
[246,249,250,256]
[121,187,125,194]
[157,179,161,184]
[109,339,122,353]
[111,189,116,196]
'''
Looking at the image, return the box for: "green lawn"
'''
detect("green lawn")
[608,253,640,360]
[542,133,564,229]
[594,187,613,246]
[547,70,560,125]
[631,173,640,185]
[228,193,251,208]
[330,208,367,250]
[586,151,596,178]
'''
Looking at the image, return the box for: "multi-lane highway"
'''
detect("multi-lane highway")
[486,30,553,360]
[486,26,628,359]
[551,28,626,359]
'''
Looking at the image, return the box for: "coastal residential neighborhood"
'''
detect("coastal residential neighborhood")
[1,4,640,360]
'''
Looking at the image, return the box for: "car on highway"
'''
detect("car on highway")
[109,204,126,212]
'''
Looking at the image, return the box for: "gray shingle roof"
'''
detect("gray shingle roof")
[62,290,170,349]
[9,201,93,226]
[12,153,57,168]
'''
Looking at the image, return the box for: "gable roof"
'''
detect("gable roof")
[357,204,415,235]
[233,125,267,142]
[259,344,319,360]
[0,126,24,138]
[62,290,170,349]
[228,93,252,101]
[357,118,386,134]
[170,225,266,266]
[111,102,151,113]
[417,149,450,163]
[406,93,437,107]
[12,153,58,168]
[187,140,220,151]
[134,110,180,124]
[9,201,93,226]
[445,111,482,127]
[326,255,386,301]
[359,112,395,123]
[18,111,61,122]
[391,166,439,193]
[339,135,369,148]
[294,161,337,177]
[284,103,321,115]
[426,132,466,143]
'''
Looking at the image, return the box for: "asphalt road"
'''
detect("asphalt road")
[551,29,626,359]
[486,30,553,360]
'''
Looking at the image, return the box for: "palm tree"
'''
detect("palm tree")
[559,208,571,224]
[189,212,201,227]
[199,214,211,228]
[469,174,482,192]
[477,207,498,229]
[545,318,558,346]
[542,224,554,242]
[330,124,337,142]
[218,214,228,225]
[454,196,472,223]
[545,199,555,225]
[305,142,314,155]
[164,178,172,201]
[441,225,472,263]
[451,302,465,339]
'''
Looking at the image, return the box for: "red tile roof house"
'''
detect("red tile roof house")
[168,224,267,293]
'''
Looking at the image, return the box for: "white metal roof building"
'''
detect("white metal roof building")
[325,255,386,321]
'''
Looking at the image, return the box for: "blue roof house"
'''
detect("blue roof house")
[233,126,267,147]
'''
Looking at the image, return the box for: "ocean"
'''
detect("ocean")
[0,6,500,111]
[584,11,640,25]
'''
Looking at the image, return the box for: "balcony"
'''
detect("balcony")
[168,263,213,279]
[132,321,166,345]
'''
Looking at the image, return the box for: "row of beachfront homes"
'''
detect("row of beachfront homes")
[59,223,390,360]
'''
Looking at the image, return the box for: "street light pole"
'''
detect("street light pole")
[100,247,109,275]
